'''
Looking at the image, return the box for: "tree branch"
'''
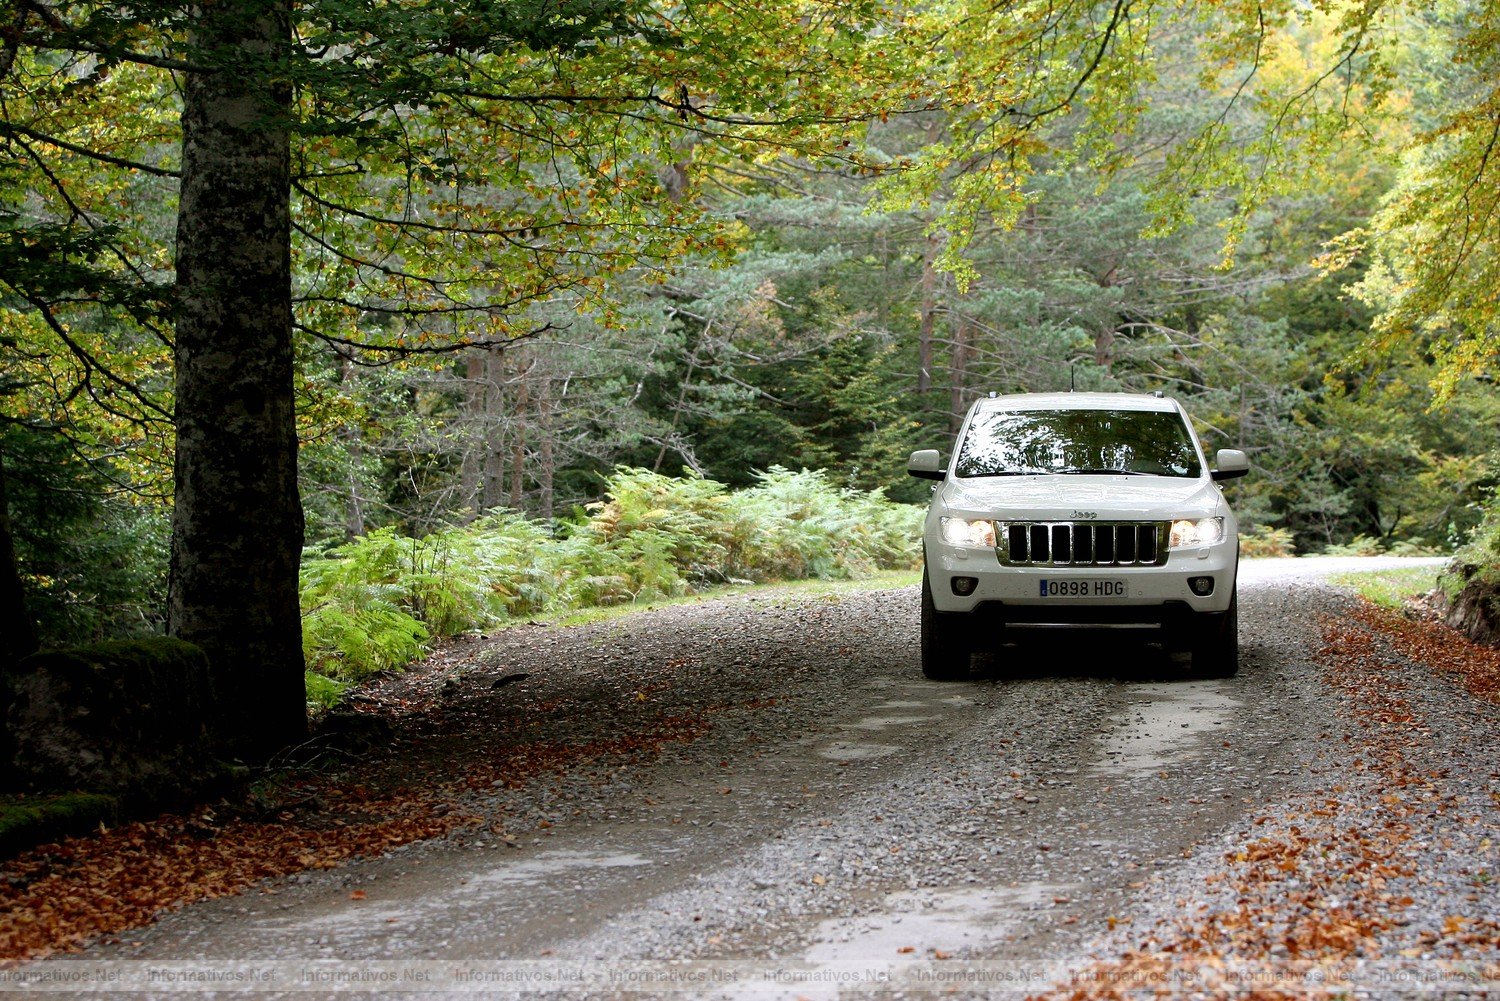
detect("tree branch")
[1,122,179,177]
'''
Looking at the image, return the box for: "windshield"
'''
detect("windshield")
[955,408,1202,478]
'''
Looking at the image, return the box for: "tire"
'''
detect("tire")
[1190,588,1239,678]
[920,569,972,680]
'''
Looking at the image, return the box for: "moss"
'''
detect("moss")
[0,792,118,856]
[1439,571,1466,604]
[20,637,207,680]
[6,636,221,802]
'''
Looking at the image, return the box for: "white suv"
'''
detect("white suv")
[908,392,1248,679]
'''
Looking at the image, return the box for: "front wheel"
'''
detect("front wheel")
[920,570,972,680]
[1190,589,1239,678]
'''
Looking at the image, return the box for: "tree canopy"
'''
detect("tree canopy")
[2,0,1496,751]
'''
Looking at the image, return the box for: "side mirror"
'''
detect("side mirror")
[1211,448,1249,482]
[907,449,945,481]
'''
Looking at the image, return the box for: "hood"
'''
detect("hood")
[938,474,1223,521]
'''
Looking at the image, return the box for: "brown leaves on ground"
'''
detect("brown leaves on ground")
[0,787,466,960]
[1346,601,1500,705]
[1046,604,1498,1000]
[0,710,717,962]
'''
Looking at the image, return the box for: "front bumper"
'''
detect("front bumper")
[926,540,1238,619]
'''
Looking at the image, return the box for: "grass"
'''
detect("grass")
[522,568,922,630]
[1330,566,1442,608]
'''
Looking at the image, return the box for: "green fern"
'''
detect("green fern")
[299,468,922,699]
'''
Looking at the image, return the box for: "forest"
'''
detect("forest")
[2,0,1497,755]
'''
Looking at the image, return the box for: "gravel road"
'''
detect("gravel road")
[34,556,1496,997]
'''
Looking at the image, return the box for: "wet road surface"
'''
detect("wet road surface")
[53,557,1455,994]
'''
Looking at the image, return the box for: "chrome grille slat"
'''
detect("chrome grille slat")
[995,521,1169,567]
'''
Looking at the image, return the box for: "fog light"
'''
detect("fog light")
[951,576,978,597]
[1188,576,1215,596]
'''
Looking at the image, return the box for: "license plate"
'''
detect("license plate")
[1038,578,1127,598]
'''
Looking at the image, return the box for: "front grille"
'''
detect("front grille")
[999,522,1169,567]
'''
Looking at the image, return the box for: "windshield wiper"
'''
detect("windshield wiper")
[1054,467,1151,476]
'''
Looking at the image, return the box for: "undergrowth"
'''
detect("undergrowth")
[1330,566,1442,608]
[300,467,922,708]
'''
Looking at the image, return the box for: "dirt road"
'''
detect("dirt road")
[23,556,1497,996]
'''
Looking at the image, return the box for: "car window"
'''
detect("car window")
[955,409,1202,478]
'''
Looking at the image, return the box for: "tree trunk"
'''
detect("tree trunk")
[0,447,39,667]
[338,356,367,538]
[537,374,555,521]
[916,233,939,397]
[949,316,971,433]
[481,350,508,510]
[1094,326,1116,373]
[170,0,306,758]
[509,374,528,510]
[457,350,486,519]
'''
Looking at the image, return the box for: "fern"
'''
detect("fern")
[300,468,922,697]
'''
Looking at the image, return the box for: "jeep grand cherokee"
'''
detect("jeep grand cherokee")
[908,392,1248,679]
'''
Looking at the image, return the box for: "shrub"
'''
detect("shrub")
[298,468,924,700]
[1320,534,1387,557]
[1239,525,1295,558]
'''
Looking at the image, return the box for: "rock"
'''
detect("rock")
[488,673,531,689]
[3,638,227,804]
[1442,562,1500,647]
[315,710,395,752]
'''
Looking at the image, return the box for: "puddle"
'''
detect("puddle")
[470,849,654,887]
[804,882,1073,963]
[817,741,901,761]
[263,850,654,933]
[1092,683,1239,775]
[841,714,933,731]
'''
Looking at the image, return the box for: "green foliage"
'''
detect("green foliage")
[2,427,169,645]
[1443,505,1500,593]
[724,468,922,581]
[1339,2,1500,402]
[1331,566,1442,609]
[304,671,351,714]
[1320,535,1395,558]
[300,534,435,680]
[300,468,922,692]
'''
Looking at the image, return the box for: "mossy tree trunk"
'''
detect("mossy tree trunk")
[169,0,306,758]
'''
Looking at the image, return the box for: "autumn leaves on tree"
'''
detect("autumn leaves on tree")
[2,0,1496,756]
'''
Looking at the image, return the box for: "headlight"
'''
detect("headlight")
[941,517,997,548]
[1169,517,1225,549]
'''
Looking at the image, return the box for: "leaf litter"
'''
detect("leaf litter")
[1048,599,1499,999]
[0,634,724,962]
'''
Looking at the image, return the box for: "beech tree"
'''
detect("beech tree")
[2,0,895,756]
